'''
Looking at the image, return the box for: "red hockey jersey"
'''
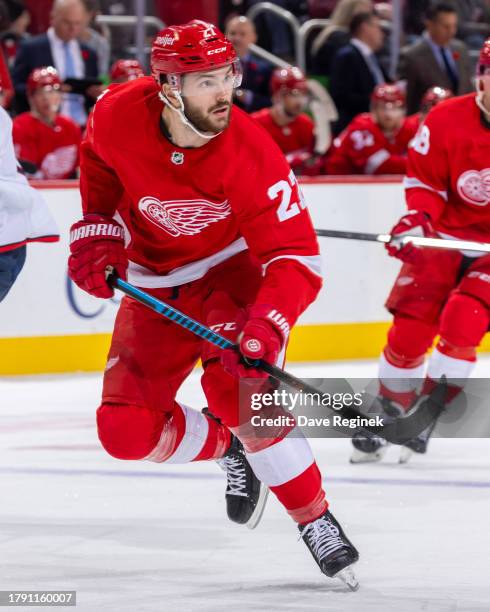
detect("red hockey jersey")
[405,93,490,243]
[326,113,418,175]
[251,108,315,155]
[13,113,81,179]
[79,77,322,326]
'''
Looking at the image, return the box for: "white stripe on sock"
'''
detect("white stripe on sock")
[246,429,314,487]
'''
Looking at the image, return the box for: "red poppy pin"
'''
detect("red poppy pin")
[81,49,89,61]
[453,51,460,61]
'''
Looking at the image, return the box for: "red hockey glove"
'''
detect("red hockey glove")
[221,305,289,379]
[385,210,434,264]
[68,214,127,298]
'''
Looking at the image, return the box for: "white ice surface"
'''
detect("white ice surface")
[1,358,490,612]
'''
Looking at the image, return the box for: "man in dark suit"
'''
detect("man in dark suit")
[398,2,472,115]
[329,12,387,135]
[225,15,273,113]
[12,0,100,124]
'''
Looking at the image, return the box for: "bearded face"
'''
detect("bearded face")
[180,66,235,134]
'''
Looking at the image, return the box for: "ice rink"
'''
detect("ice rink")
[1,358,489,612]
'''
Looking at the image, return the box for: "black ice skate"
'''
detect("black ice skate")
[298,510,359,591]
[350,397,404,464]
[217,435,269,529]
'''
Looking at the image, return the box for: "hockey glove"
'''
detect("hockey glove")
[221,305,288,379]
[68,214,127,298]
[385,210,434,264]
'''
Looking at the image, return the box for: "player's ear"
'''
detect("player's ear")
[161,82,179,107]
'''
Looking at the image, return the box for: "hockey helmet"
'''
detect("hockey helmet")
[27,66,62,97]
[270,66,308,95]
[151,20,242,90]
[371,83,405,108]
[110,59,144,82]
[477,38,490,75]
[420,86,452,113]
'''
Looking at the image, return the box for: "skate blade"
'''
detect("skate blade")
[246,485,269,530]
[399,447,413,464]
[335,566,359,591]
[350,445,388,464]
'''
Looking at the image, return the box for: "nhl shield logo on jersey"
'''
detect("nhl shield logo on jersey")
[171,151,184,165]
[457,169,490,207]
[138,196,232,237]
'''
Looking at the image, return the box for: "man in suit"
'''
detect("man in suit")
[398,2,472,115]
[329,12,387,135]
[225,15,273,113]
[12,0,100,125]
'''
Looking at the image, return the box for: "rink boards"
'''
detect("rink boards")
[1,177,489,375]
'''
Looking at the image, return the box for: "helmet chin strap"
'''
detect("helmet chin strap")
[158,91,223,140]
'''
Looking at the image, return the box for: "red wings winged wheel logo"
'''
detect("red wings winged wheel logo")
[138,197,232,237]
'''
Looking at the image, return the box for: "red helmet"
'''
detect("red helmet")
[27,66,61,97]
[420,86,452,113]
[151,20,241,89]
[477,37,490,75]
[371,83,405,107]
[270,66,308,95]
[110,59,144,82]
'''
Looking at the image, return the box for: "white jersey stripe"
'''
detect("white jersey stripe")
[263,254,323,279]
[403,176,448,201]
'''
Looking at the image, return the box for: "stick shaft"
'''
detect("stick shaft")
[315,229,490,253]
[109,275,443,444]
[111,276,305,388]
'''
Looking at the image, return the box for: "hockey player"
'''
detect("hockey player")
[251,66,320,175]
[13,67,81,180]
[67,21,359,587]
[326,83,418,175]
[404,86,453,135]
[110,59,145,84]
[351,38,490,464]
[0,105,59,302]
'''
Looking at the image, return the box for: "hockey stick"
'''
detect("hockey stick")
[106,271,444,445]
[315,229,490,253]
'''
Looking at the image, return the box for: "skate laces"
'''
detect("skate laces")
[299,517,345,560]
[218,455,248,497]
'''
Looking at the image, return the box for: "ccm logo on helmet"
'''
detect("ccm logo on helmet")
[207,47,227,55]
[155,35,175,46]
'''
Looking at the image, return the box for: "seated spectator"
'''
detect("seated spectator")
[225,15,272,113]
[326,83,418,175]
[398,2,472,115]
[311,0,373,77]
[12,66,81,179]
[110,58,144,83]
[79,0,110,76]
[329,11,388,135]
[251,66,323,175]
[405,85,453,133]
[0,0,30,70]
[12,0,100,124]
